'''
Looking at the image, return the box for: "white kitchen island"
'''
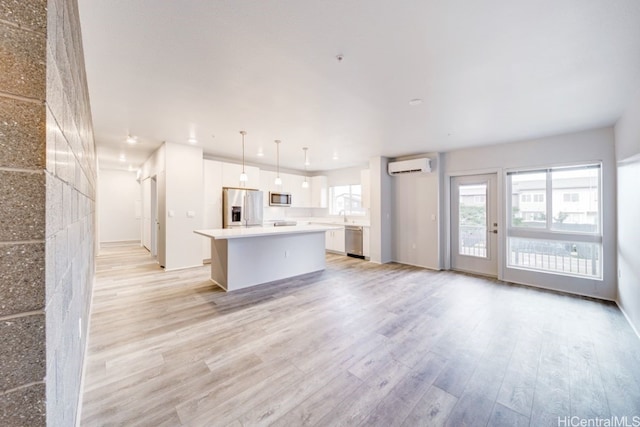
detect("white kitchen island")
[194,225,341,291]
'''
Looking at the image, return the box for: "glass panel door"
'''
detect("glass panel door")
[451,174,498,277]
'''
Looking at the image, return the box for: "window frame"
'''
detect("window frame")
[329,184,366,216]
[505,163,603,279]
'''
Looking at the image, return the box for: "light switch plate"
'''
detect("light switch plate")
[168,210,175,217]
[187,210,195,218]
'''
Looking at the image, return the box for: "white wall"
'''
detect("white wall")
[140,144,166,265]
[370,157,393,263]
[391,154,441,269]
[139,142,203,270]
[615,87,640,336]
[164,142,204,270]
[98,169,141,242]
[324,165,366,186]
[444,127,617,300]
[202,159,223,260]
[140,143,166,181]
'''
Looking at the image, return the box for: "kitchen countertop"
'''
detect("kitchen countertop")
[306,218,371,227]
[194,224,342,240]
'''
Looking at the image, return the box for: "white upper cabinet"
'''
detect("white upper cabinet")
[298,175,312,207]
[284,173,310,208]
[221,162,260,189]
[310,176,328,208]
[259,170,277,207]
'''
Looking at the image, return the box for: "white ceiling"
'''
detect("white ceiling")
[78,0,640,172]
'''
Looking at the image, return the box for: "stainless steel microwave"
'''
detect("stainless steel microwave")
[269,192,292,207]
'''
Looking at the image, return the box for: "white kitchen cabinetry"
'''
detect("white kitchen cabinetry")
[221,162,260,188]
[298,176,312,207]
[260,171,312,208]
[286,173,310,208]
[326,227,345,253]
[279,172,295,200]
[310,176,328,208]
[361,169,370,209]
[259,170,277,207]
[363,226,370,258]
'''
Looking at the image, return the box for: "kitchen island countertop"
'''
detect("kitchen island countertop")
[194,224,341,240]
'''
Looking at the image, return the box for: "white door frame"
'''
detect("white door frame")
[150,176,157,258]
[444,168,505,280]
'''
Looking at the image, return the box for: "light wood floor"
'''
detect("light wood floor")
[80,243,640,426]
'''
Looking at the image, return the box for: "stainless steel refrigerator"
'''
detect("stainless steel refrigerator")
[222,187,264,228]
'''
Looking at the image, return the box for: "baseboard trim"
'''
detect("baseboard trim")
[617,301,640,341]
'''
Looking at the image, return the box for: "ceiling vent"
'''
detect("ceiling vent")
[388,158,432,175]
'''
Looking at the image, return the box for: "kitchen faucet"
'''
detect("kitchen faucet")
[339,209,348,222]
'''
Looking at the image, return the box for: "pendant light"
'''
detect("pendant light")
[274,140,282,186]
[302,147,309,189]
[239,131,248,183]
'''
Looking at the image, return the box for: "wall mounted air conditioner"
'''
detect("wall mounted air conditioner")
[388,158,432,175]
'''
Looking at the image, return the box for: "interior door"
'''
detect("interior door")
[451,173,498,277]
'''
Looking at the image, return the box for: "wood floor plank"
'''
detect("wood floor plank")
[401,385,458,427]
[495,328,543,417]
[79,243,640,426]
[487,402,530,427]
[530,331,571,426]
[270,371,363,427]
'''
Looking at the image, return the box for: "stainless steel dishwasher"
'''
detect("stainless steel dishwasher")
[345,225,364,258]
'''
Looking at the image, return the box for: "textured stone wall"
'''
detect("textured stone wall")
[0,0,48,425]
[45,0,97,425]
[0,0,96,425]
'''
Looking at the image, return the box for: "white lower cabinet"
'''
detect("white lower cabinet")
[325,228,345,253]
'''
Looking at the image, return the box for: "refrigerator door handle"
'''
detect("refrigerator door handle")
[244,193,251,225]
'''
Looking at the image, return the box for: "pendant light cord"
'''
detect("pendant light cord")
[240,131,246,174]
[276,140,280,178]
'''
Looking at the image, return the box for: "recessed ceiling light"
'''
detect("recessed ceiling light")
[188,137,198,144]
[126,135,137,144]
[408,98,423,106]
[119,154,126,162]
[257,148,264,157]
[332,152,339,160]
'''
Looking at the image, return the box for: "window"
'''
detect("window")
[329,184,365,216]
[507,164,602,279]
[563,193,579,202]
